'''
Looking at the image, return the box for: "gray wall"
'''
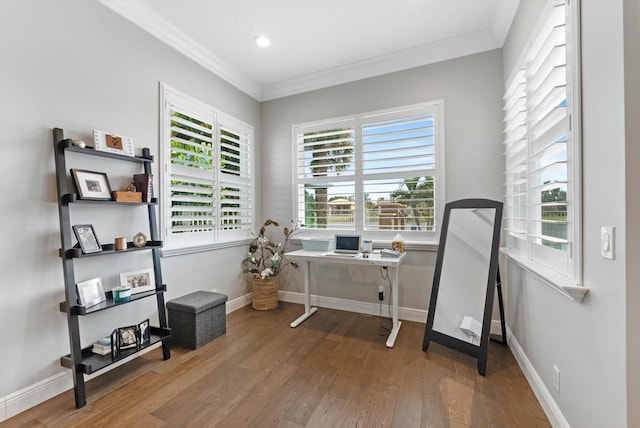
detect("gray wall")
[624,1,640,424]
[0,0,260,401]
[502,0,639,426]
[261,50,505,309]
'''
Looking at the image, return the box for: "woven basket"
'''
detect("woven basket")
[252,276,279,310]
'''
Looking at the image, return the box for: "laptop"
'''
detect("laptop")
[324,235,361,257]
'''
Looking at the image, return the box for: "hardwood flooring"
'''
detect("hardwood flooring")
[3,302,550,427]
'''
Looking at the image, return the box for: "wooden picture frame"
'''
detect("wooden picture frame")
[119,268,155,294]
[71,169,112,200]
[72,224,102,254]
[76,277,106,308]
[93,129,135,157]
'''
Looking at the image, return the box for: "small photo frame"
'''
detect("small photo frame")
[119,268,155,294]
[138,319,150,346]
[118,325,139,350]
[72,224,102,254]
[76,277,106,308]
[71,169,112,200]
[111,329,119,359]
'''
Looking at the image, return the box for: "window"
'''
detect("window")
[160,84,253,253]
[293,102,443,240]
[503,0,581,283]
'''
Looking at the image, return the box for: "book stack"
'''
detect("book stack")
[133,173,153,203]
[92,336,112,356]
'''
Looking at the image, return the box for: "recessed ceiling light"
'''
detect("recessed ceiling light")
[254,35,270,48]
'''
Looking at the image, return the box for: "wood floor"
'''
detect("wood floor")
[4,302,550,427]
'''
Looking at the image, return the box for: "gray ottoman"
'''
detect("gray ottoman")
[166,291,228,349]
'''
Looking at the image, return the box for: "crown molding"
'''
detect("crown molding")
[490,0,521,46]
[260,29,501,101]
[100,1,503,102]
[99,0,262,100]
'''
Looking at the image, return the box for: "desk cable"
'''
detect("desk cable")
[379,266,393,336]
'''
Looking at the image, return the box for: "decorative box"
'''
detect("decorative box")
[112,191,142,203]
[166,291,227,349]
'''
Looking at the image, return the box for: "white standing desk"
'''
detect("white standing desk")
[285,249,407,348]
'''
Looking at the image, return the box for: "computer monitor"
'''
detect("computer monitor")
[333,235,361,254]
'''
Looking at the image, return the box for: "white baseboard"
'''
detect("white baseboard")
[226,293,251,313]
[278,290,510,332]
[506,328,569,428]
[0,371,72,422]
[277,290,428,323]
[491,319,505,336]
[0,342,168,422]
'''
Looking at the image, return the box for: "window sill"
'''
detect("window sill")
[291,238,438,252]
[395,240,438,252]
[501,248,588,302]
[161,238,253,257]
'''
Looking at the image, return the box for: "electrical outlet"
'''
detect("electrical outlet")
[553,365,560,392]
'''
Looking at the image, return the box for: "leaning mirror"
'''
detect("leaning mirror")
[422,198,505,375]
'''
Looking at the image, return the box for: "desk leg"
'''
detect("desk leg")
[290,260,318,327]
[385,265,402,348]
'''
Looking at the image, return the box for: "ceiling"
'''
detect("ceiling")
[100,0,519,101]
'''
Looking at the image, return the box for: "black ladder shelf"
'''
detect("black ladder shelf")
[52,127,170,408]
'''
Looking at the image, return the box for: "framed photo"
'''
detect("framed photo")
[76,277,106,308]
[93,129,135,157]
[111,329,119,358]
[71,169,112,200]
[72,224,102,254]
[119,268,155,294]
[138,319,150,346]
[118,325,139,350]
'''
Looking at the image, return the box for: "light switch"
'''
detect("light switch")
[601,226,615,259]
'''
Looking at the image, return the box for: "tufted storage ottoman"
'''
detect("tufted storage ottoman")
[166,291,228,349]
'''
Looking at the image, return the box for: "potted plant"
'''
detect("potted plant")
[242,219,302,310]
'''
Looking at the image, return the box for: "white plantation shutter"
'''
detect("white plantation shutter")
[296,121,356,228]
[503,0,580,281]
[298,126,356,179]
[161,84,254,251]
[294,102,442,236]
[219,121,252,231]
[504,69,528,246]
[527,0,570,271]
[362,110,436,231]
[167,105,216,237]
